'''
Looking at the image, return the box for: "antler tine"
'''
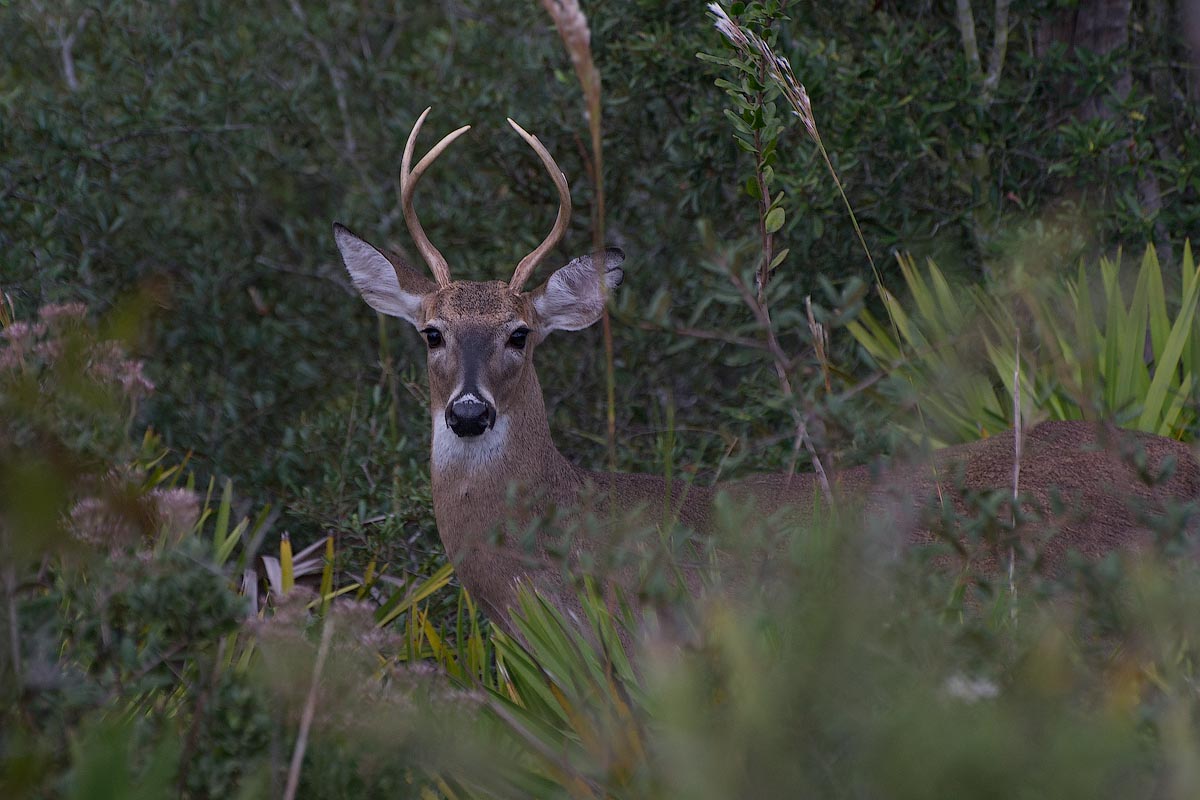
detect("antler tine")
[507,118,572,292]
[400,107,471,287]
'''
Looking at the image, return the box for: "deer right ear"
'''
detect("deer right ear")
[334,223,436,326]
[530,248,625,334]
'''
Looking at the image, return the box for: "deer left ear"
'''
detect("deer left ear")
[530,248,625,334]
[334,223,436,327]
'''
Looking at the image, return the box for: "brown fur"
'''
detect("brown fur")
[421,282,536,417]
[436,384,1200,631]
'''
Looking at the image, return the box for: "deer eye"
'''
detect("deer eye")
[421,327,443,349]
[507,327,530,350]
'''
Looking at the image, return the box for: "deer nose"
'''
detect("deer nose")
[445,394,496,438]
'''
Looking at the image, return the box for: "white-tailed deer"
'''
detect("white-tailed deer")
[335,108,1200,631]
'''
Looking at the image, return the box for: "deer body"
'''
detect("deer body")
[336,109,1199,632]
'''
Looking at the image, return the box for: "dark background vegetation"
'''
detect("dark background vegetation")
[5,0,1199,545]
[4,0,1200,797]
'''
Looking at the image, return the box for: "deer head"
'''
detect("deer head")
[334,109,624,471]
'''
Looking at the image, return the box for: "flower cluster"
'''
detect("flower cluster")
[69,486,201,548]
[87,340,156,398]
[0,301,155,399]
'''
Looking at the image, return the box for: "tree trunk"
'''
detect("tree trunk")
[1038,0,1170,249]
[1037,0,1133,120]
[1186,0,1200,103]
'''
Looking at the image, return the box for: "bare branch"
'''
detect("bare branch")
[633,319,771,351]
[956,0,983,78]
[45,9,92,92]
[722,260,833,504]
[983,0,1012,100]
[58,27,79,91]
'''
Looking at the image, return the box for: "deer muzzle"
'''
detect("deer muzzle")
[445,393,496,438]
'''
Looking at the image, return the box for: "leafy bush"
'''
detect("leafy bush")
[849,242,1200,444]
[5,1,1200,797]
[4,0,1199,511]
[462,526,1200,799]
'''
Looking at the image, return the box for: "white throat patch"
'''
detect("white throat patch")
[432,412,510,472]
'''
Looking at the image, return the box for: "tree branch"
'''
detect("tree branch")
[983,0,1012,100]
[956,0,982,78]
[722,261,833,504]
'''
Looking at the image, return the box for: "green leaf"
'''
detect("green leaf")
[212,478,232,551]
[1138,259,1200,431]
[1142,246,1169,360]
[376,562,455,627]
[1112,255,1152,411]
[764,207,785,233]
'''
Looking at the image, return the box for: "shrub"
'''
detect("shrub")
[849,242,1200,445]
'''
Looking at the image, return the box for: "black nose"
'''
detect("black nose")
[445,395,496,438]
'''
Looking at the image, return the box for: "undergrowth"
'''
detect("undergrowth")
[5,2,1200,798]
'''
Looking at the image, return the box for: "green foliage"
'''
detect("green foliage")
[4,0,1199,513]
[354,513,1200,800]
[699,2,791,271]
[275,382,439,570]
[3,514,272,799]
[849,242,1200,444]
[0,303,270,798]
[66,716,180,800]
[5,289,1200,798]
[5,2,1200,797]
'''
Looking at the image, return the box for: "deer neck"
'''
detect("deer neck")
[429,372,575,547]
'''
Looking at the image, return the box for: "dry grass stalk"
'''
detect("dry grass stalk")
[806,296,831,393]
[708,3,816,141]
[1010,327,1022,617]
[283,615,335,800]
[538,0,619,470]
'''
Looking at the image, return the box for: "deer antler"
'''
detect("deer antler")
[507,118,572,292]
[401,107,471,287]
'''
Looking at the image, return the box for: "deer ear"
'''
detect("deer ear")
[334,223,435,326]
[530,248,625,334]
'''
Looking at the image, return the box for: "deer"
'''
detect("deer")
[334,108,1200,634]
